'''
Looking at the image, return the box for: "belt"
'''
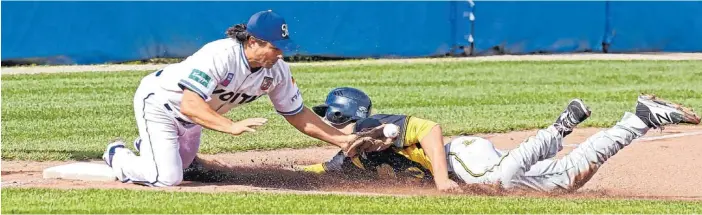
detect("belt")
[163,103,196,128]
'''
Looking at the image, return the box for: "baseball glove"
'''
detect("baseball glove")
[344,124,395,157]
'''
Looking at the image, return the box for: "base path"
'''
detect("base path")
[3,125,701,200]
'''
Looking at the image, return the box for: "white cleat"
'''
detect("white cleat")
[133,138,142,153]
[635,94,701,129]
[102,139,126,167]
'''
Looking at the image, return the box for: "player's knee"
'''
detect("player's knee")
[158,170,184,187]
[158,177,183,187]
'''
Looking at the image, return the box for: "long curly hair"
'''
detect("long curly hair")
[225,23,250,42]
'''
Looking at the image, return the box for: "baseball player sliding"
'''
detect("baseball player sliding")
[102,11,388,187]
[300,87,701,192]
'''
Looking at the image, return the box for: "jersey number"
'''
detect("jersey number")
[213,89,260,104]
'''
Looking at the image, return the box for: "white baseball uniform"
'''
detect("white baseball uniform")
[446,112,650,191]
[109,38,303,187]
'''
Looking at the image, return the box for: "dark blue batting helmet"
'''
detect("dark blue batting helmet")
[312,87,372,125]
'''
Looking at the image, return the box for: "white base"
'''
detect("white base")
[43,162,117,182]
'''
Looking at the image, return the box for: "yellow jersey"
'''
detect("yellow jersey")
[309,114,440,181]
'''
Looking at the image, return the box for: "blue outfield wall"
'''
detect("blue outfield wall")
[472,1,607,54]
[604,1,702,52]
[2,1,701,65]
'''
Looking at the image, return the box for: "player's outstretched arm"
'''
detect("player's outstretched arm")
[283,106,389,157]
[181,89,267,135]
[283,106,355,150]
[420,124,463,193]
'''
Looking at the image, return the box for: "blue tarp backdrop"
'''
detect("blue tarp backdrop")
[472,1,606,54]
[2,1,701,64]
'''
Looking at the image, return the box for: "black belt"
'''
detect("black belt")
[163,103,195,127]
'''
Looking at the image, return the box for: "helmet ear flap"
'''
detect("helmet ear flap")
[325,107,352,125]
[312,105,328,117]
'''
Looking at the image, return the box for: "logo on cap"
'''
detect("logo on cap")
[246,10,297,52]
[356,106,368,118]
[281,24,289,38]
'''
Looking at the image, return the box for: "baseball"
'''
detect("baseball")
[383,124,400,138]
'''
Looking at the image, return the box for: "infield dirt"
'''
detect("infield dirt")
[3,125,701,201]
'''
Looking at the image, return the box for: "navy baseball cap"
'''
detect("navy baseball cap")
[246,10,298,52]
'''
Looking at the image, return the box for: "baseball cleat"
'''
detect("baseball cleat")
[554,98,591,136]
[635,94,701,129]
[133,138,142,153]
[103,138,126,168]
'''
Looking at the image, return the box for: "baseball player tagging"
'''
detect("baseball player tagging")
[102,11,387,187]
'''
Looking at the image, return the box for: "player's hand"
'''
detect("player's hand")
[344,137,385,157]
[343,124,395,157]
[436,179,462,193]
[229,118,268,135]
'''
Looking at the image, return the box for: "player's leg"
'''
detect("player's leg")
[496,99,591,188]
[509,112,645,192]
[103,78,186,187]
[450,126,568,187]
[178,125,203,169]
[297,150,374,177]
[448,99,591,187]
[180,126,235,183]
[510,94,701,192]
[131,113,202,163]
[298,151,345,174]
[507,99,591,164]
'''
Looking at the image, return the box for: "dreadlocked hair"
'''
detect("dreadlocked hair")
[225,23,250,42]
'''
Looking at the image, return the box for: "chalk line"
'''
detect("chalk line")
[563,131,702,147]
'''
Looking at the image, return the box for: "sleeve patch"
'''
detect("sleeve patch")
[188,69,212,86]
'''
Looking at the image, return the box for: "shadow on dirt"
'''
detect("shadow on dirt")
[181,159,430,193]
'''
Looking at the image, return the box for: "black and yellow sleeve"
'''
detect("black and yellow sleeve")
[402,116,438,147]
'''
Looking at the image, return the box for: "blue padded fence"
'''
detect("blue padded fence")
[2,1,701,65]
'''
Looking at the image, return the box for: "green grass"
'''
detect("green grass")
[3,60,702,160]
[2,188,701,214]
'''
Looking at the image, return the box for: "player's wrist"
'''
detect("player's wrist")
[340,134,355,150]
[433,172,451,183]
